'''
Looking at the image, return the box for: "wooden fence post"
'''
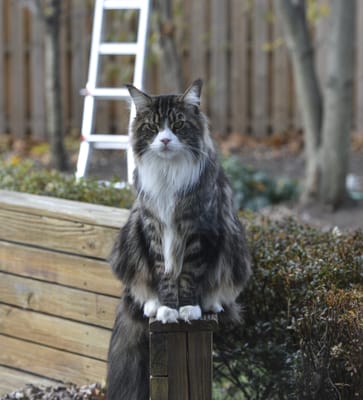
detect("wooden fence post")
[149,314,218,400]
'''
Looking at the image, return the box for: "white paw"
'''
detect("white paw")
[156,306,179,324]
[179,305,202,323]
[143,299,161,318]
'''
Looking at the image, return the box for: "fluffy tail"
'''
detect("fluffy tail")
[107,293,149,400]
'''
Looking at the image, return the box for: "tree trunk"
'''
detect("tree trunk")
[274,0,323,202]
[43,0,68,171]
[320,0,356,207]
[274,0,356,208]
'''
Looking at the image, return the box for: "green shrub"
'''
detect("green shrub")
[0,159,134,208]
[214,217,363,400]
[222,156,298,211]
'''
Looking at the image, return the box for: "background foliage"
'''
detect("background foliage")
[214,217,363,400]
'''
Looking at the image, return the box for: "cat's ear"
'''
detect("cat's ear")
[126,84,152,112]
[181,79,203,107]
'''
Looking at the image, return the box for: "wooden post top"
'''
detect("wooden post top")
[149,313,218,333]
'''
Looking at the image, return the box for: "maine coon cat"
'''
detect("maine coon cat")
[107,79,251,400]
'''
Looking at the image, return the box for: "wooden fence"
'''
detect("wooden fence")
[0,190,127,395]
[1,0,363,141]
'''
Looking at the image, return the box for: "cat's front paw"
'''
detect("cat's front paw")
[144,299,161,318]
[156,306,179,324]
[179,305,202,323]
[204,302,224,314]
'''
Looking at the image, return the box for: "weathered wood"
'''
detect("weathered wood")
[0,305,111,361]
[0,273,118,328]
[273,18,289,133]
[210,0,228,135]
[30,11,46,140]
[70,0,88,133]
[0,366,58,396]
[0,7,4,133]
[9,0,25,138]
[0,336,107,385]
[253,0,269,137]
[231,0,248,134]
[149,314,218,400]
[0,190,129,229]
[0,241,122,296]
[0,207,117,259]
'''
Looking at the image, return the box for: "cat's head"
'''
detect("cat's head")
[126,79,211,162]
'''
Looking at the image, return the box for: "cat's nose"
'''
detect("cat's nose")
[160,138,171,146]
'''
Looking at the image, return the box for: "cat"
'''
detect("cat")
[106,79,251,400]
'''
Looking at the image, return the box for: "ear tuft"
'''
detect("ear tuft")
[181,79,203,106]
[126,84,152,112]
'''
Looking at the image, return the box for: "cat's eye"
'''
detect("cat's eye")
[143,123,158,133]
[173,120,184,130]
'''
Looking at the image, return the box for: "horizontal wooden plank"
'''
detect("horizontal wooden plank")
[0,208,119,259]
[0,273,118,328]
[0,190,129,229]
[0,366,58,396]
[0,305,112,361]
[0,336,106,385]
[0,241,122,296]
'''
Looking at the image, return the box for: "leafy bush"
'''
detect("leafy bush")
[214,217,363,399]
[0,159,134,208]
[222,156,298,211]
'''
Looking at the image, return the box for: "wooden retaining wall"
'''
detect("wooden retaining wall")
[0,190,128,395]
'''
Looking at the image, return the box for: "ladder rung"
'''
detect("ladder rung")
[83,134,130,150]
[99,43,138,55]
[103,0,145,10]
[85,88,130,99]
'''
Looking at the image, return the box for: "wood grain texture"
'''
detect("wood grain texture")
[0,305,111,360]
[0,190,129,229]
[149,315,217,400]
[0,366,58,396]
[188,331,213,400]
[0,241,122,296]
[0,207,118,259]
[150,377,168,400]
[0,336,107,385]
[0,273,118,328]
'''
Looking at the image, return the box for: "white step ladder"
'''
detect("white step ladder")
[76,0,150,183]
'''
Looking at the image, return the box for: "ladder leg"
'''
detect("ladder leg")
[76,141,93,179]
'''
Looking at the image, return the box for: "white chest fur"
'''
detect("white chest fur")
[137,154,203,276]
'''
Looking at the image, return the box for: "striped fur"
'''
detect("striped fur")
[107,80,251,400]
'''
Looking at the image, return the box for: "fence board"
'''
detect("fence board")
[30,13,46,140]
[0,241,121,296]
[252,0,269,137]
[190,0,207,97]
[0,305,111,361]
[210,0,228,135]
[0,272,118,328]
[231,0,248,134]
[272,17,289,133]
[0,336,107,385]
[9,1,25,138]
[0,10,4,133]
[71,0,90,133]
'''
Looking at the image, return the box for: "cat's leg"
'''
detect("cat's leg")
[155,274,179,323]
[178,267,203,322]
